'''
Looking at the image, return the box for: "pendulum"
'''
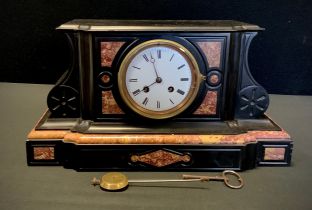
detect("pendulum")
[91,170,244,191]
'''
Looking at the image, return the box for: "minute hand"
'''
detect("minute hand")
[150,54,160,78]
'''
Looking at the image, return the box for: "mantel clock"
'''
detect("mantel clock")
[26,20,293,171]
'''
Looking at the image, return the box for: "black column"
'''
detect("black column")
[78,32,94,120]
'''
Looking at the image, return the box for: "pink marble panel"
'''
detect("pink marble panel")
[33,147,55,160]
[193,91,218,115]
[196,41,222,68]
[102,91,124,114]
[264,148,286,161]
[101,42,125,67]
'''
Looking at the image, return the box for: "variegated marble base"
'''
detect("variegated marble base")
[26,111,293,171]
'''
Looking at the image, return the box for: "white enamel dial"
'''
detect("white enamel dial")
[118,39,202,119]
[126,46,192,111]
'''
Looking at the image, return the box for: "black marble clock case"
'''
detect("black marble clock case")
[27,20,293,171]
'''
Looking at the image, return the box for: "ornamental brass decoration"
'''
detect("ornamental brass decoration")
[130,150,191,167]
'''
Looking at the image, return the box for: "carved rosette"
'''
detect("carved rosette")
[238,86,269,118]
[47,85,80,117]
[130,150,191,167]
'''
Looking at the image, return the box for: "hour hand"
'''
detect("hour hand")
[142,81,157,93]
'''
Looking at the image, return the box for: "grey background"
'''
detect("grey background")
[0,82,311,210]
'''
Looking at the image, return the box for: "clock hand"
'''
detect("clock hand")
[150,52,161,81]
[146,81,157,87]
[134,79,158,96]
[142,80,157,93]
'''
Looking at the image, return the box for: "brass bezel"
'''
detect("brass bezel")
[118,39,203,120]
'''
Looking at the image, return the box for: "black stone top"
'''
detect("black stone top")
[57,19,264,32]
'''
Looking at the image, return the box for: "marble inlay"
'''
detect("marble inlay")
[102,91,124,114]
[264,148,286,161]
[131,150,191,167]
[33,147,55,160]
[193,91,218,115]
[101,41,125,67]
[196,41,222,68]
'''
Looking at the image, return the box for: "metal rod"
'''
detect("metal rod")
[128,179,203,183]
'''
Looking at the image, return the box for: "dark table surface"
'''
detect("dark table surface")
[0,82,311,210]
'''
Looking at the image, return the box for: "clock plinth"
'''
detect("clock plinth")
[26,20,293,170]
[27,110,293,170]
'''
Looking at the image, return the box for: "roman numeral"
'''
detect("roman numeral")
[169,99,175,104]
[132,89,141,96]
[132,66,141,70]
[170,54,174,62]
[157,101,160,108]
[129,79,138,82]
[178,64,185,70]
[143,54,149,62]
[157,50,161,59]
[180,78,189,81]
[177,89,185,95]
[142,97,149,106]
